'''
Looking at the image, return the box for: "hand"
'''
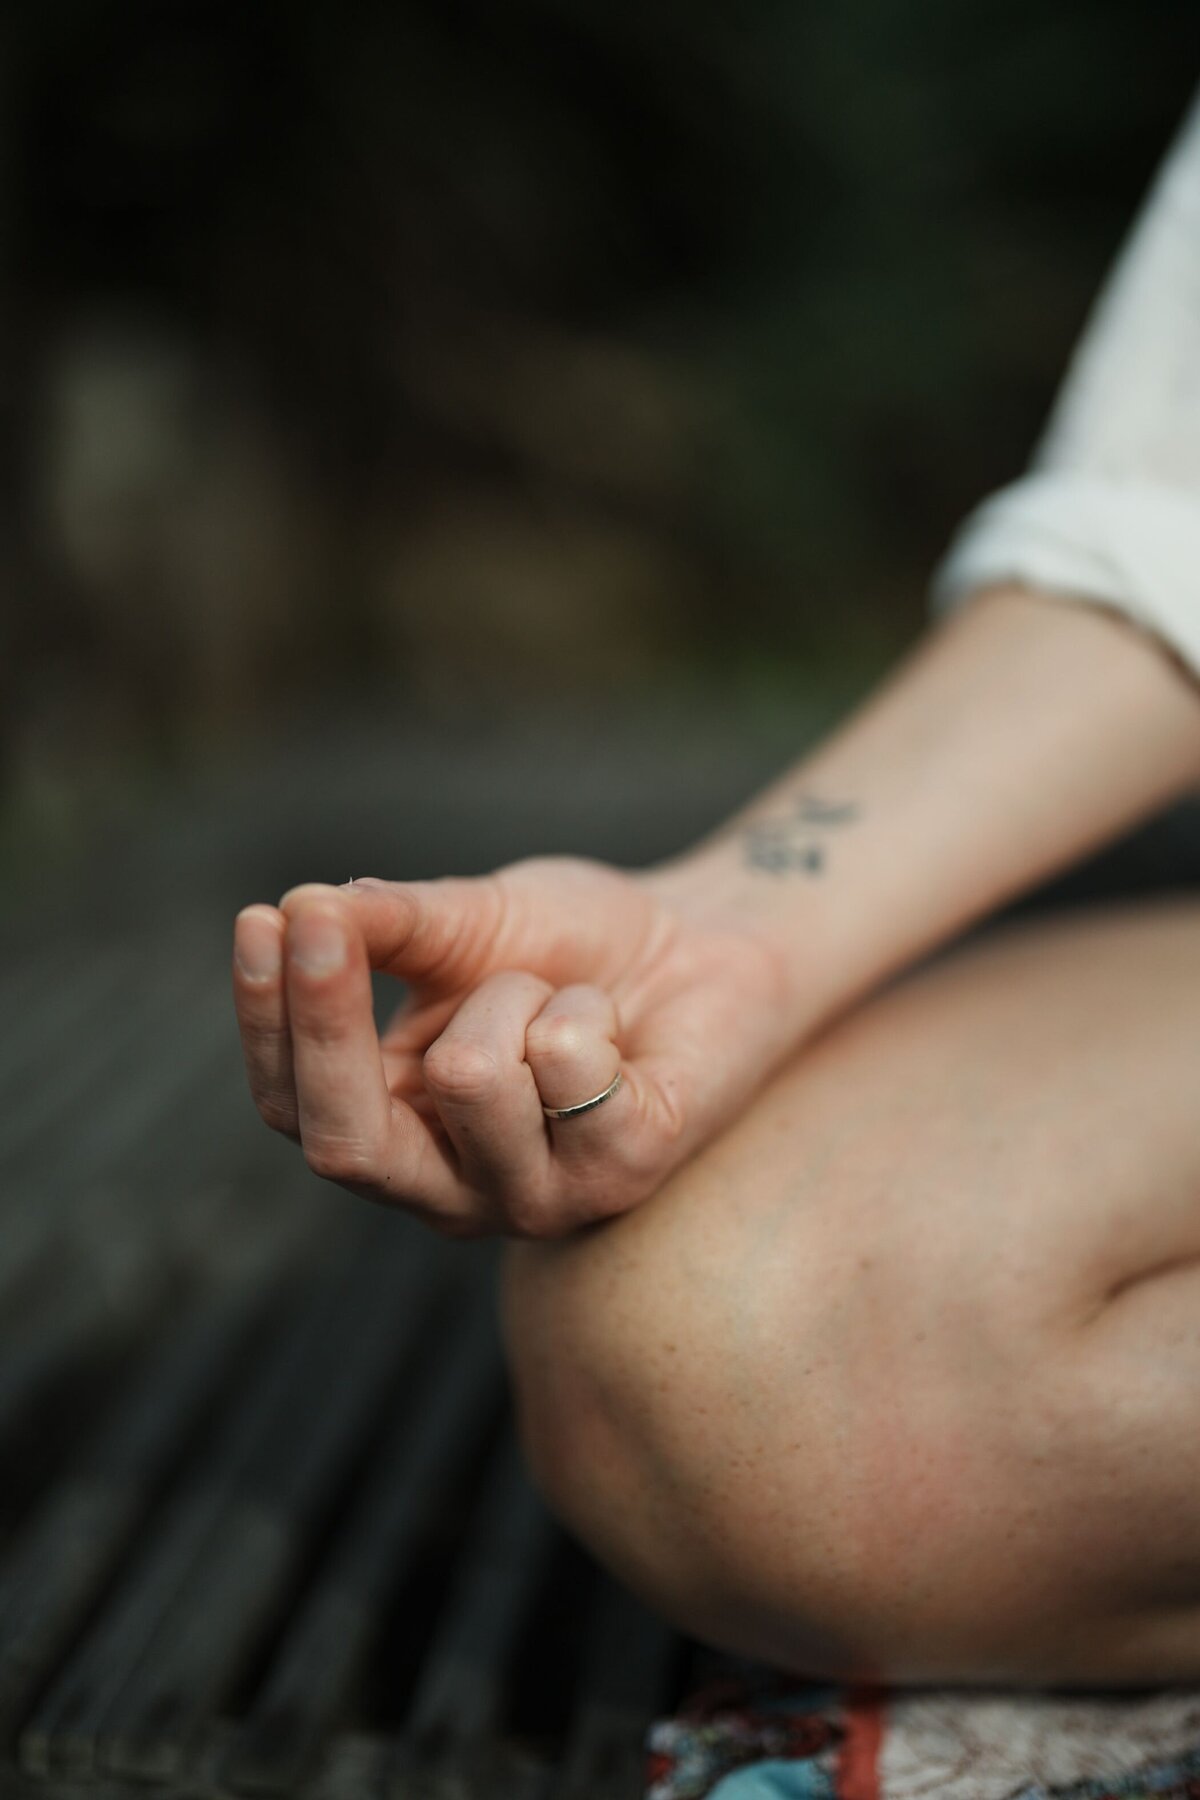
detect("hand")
[231,855,809,1237]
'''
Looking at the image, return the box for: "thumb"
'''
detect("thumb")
[332,874,508,987]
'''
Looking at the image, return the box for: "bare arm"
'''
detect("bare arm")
[654,81,1200,1034]
[233,87,1200,1236]
[233,588,1200,1237]
[650,584,1200,1032]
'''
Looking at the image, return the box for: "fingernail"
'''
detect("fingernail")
[289,910,346,976]
[235,911,282,981]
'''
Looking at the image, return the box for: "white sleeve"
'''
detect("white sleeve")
[930,84,1200,675]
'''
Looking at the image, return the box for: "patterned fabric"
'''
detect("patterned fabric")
[645,1671,1200,1800]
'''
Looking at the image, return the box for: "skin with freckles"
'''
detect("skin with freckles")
[502,900,1200,1686]
[231,587,1200,1684]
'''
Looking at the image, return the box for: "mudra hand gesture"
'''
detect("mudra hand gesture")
[232,854,803,1237]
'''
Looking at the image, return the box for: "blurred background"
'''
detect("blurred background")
[0,13,1199,1787]
[2,0,1199,909]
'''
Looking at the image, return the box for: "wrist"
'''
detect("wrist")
[641,823,863,1045]
[652,582,1200,1061]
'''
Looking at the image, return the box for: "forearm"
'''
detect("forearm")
[651,585,1200,1034]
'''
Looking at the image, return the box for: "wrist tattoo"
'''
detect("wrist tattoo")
[741,793,859,877]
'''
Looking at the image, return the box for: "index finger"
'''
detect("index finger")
[332,875,508,989]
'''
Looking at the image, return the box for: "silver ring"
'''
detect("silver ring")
[542,1071,622,1120]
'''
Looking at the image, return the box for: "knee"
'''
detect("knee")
[499,1218,698,1577]
[498,1178,903,1674]
[499,1188,778,1650]
[498,1185,1119,1683]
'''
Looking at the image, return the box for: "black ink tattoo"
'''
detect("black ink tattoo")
[742,793,859,877]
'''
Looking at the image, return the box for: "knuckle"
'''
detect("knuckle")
[241,1023,287,1068]
[288,1005,351,1050]
[302,1136,378,1185]
[257,1094,298,1135]
[237,1000,281,1039]
[525,1015,587,1064]
[423,1041,500,1104]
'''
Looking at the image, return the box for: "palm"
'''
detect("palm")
[376,857,790,1167]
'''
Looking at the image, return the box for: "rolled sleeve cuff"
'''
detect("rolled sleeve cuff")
[930,471,1200,679]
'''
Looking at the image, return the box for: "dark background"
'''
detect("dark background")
[2,0,1198,905]
[0,19,1197,1778]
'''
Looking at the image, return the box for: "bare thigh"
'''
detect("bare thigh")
[503,900,1200,1685]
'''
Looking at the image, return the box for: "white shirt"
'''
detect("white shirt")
[931,85,1200,675]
